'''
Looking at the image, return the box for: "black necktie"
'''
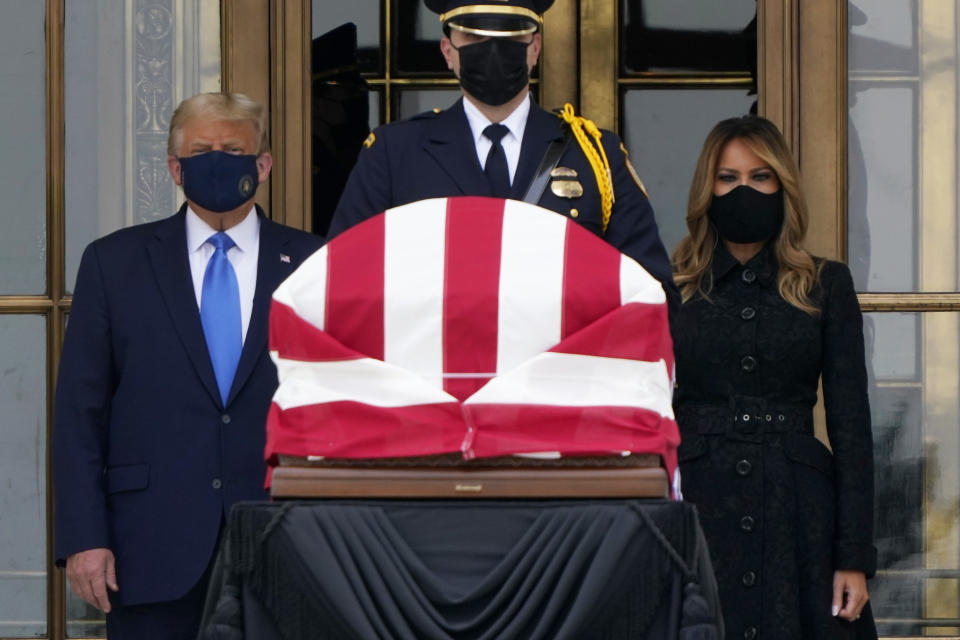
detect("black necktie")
[483,123,511,198]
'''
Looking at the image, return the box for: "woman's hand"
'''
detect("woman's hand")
[832,570,869,622]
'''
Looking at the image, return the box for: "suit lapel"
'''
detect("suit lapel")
[511,103,565,200]
[146,206,222,407]
[227,211,298,405]
[423,99,492,197]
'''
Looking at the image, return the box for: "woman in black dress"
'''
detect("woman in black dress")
[671,116,877,640]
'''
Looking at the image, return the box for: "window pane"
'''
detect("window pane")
[620,88,755,255]
[393,0,449,75]
[866,312,960,636]
[0,316,46,637]
[64,0,221,294]
[0,1,45,295]
[312,0,381,74]
[847,1,960,294]
[369,89,382,129]
[396,88,462,120]
[848,85,916,292]
[849,0,918,75]
[66,595,105,638]
[620,0,756,74]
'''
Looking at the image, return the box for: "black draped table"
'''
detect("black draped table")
[199,499,722,640]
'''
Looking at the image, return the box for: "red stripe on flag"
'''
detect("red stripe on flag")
[561,221,622,339]
[442,197,504,400]
[269,300,365,362]
[265,400,466,463]
[463,403,680,480]
[551,302,673,371]
[326,215,385,360]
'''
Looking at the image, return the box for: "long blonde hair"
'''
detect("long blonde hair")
[672,116,820,314]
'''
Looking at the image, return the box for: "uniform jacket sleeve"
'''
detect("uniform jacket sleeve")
[820,261,878,577]
[53,242,115,564]
[327,126,393,239]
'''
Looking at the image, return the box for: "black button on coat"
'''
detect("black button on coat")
[672,244,878,640]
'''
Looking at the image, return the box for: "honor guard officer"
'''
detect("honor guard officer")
[329,0,678,305]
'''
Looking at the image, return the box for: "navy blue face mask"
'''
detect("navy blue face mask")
[178,151,259,213]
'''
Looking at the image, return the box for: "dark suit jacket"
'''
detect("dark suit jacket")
[53,205,323,606]
[329,97,676,297]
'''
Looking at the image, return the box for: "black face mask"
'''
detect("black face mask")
[707,185,785,244]
[454,38,531,106]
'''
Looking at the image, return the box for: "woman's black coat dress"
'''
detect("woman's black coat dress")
[672,244,878,640]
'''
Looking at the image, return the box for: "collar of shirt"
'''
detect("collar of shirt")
[463,93,531,184]
[186,204,259,256]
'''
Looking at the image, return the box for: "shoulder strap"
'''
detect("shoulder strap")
[521,126,573,205]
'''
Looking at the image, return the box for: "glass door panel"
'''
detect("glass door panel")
[867,311,960,636]
[312,0,382,74]
[0,0,46,296]
[0,316,47,637]
[848,0,960,294]
[850,1,960,636]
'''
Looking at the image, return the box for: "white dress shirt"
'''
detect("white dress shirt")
[462,93,531,185]
[186,206,260,344]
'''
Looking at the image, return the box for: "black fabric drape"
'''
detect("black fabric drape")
[199,500,721,640]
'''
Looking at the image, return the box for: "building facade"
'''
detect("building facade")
[0,1,957,637]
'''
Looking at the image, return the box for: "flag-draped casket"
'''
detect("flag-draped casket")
[267,197,680,485]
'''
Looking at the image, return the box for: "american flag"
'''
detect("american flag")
[267,197,679,483]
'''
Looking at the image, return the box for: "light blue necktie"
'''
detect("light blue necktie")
[201,232,242,405]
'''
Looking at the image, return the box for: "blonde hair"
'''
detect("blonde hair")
[167,92,269,156]
[672,116,821,314]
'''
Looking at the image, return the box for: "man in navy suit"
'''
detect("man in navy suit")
[330,0,677,303]
[53,92,323,639]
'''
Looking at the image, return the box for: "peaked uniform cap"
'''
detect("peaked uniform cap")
[425,0,555,36]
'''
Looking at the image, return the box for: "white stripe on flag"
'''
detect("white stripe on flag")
[273,245,329,330]
[465,351,675,418]
[619,254,666,306]
[272,353,458,410]
[384,198,447,388]
[497,200,565,373]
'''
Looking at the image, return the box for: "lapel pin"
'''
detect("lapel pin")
[280,254,290,263]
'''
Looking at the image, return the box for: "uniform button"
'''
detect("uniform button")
[741,269,757,284]
[736,459,752,476]
[744,626,758,640]
[211,478,222,489]
[740,515,755,532]
[569,208,579,218]
[740,306,756,320]
[741,571,757,587]
[221,414,231,425]
[741,355,757,372]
